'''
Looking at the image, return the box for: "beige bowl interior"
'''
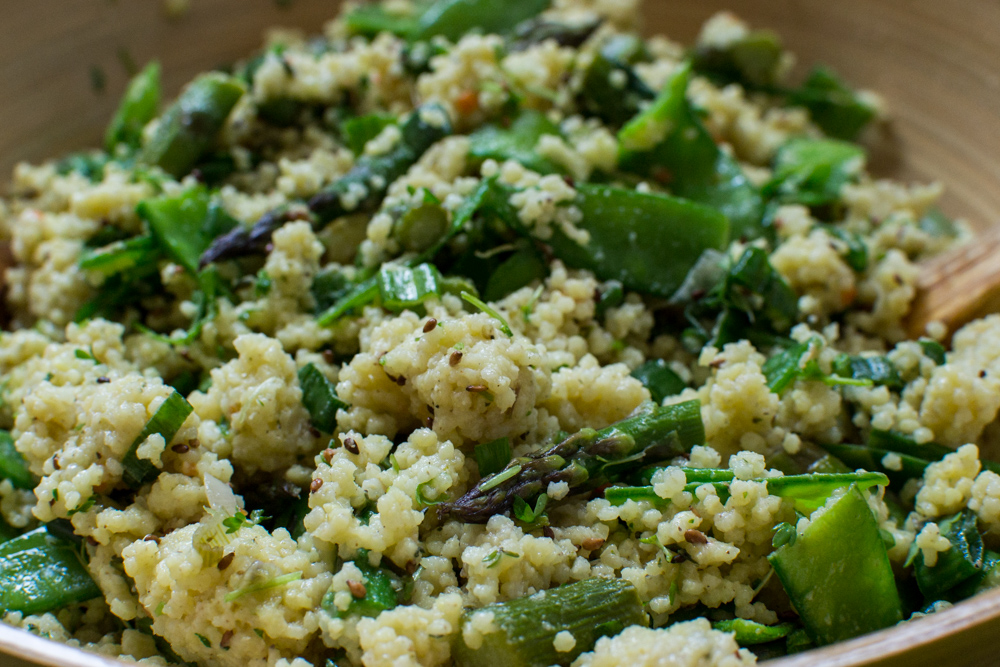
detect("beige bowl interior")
[2,1,1000,666]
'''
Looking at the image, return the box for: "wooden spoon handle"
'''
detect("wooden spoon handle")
[905,226,1000,339]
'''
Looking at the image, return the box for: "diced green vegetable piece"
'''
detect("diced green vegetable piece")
[341,113,397,155]
[765,138,865,207]
[377,263,443,311]
[122,391,194,489]
[619,61,691,152]
[763,337,873,394]
[298,363,348,434]
[475,438,512,477]
[824,225,869,272]
[619,63,765,241]
[415,0,550,42]
[692,30,785,88]
[786,66,877,141]
[327,549,401,618]
[312,269,353,315]
[831,354,903,391]
[914,510,983,600]
[631,359,686,404]
[317,278,379,326]
[140,73,246,178]
[468,110,562,174]
[714,619,796,646]
[762,339,815,394]
[919,338,947,365]
[56,152,109,182]
[578,38,653,127]
[918,207,960,239]
[393,196,449,254]
[452,578,647,667]
[138,186,233,275]
[547,184,729,298]
[766,471,889,513]
[768,484,903,645]
[0,527,101,614]
[0,430,35,490]
[721,247,799,336]
[79,234,160,277]
[594,280,624,321]
[483,245,547,302]
[105,62,161,152]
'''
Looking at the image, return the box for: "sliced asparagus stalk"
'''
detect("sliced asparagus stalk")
[452,578,647,667]
[438,400,704,523]
[199,103,451,266]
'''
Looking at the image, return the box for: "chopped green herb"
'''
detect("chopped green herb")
[460,291,513,337]
[224,570,302,603]
[630,359,686,404]
[298,363,348,434]
[512,493,548,526]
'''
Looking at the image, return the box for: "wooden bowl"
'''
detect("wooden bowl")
[1,1,999,666]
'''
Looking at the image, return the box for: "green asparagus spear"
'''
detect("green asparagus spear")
[438,400,704,523]
[139,72,246,178]
[451,578,647,667]
[200,103,451,266]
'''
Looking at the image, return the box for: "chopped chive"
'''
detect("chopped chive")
[521,285,545,322]
[121,391,194,489]
[224,570,302,603]
[415,481,445,507]
[461,291,513,337]
[474,438,512,477]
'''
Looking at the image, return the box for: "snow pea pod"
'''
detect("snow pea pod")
[548,184,730,298]
[415,0,550,42]
[768,484,903,646]
[0,527,100,614]
[618,62,765,241]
